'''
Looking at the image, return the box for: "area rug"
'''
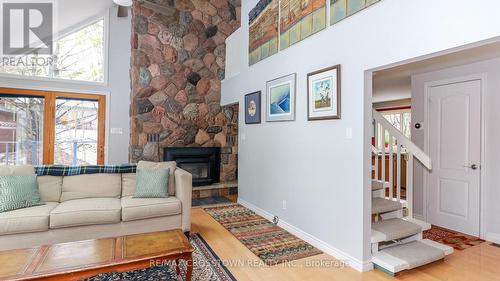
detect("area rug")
[423,225,485,250]
[203,203,322,266]
[192,196,233,207]
[84,233,236,281]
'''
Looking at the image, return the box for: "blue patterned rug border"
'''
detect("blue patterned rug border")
[193,233,237,281]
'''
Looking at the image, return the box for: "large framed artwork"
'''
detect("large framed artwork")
[307,65,341,121]
[245,91,261,124]
[249,0,279,65]
[280,0,326,50]
[331,0,381,25]
[266,73,296,122]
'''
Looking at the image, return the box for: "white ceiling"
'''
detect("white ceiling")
[373,41,500,103]
[56,0,114,34]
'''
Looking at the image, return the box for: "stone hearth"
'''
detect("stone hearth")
[129,0,241,183]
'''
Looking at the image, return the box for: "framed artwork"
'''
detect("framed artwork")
[249,0,279,65]
[331,0,381,25]
[280,0,326,50]
[266,73,296,122]
[245,91,261,124]
[307,65,341,121]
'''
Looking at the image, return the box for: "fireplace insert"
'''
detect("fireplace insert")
[164,147,220,186]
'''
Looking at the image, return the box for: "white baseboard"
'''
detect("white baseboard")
[485,232,500,244]
[413,213,425,221]
[237,198,373,272]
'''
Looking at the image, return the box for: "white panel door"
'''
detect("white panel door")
[428,79,481,236]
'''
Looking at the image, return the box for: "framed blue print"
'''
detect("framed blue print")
[245,91,261,124]
[266,73,296,122]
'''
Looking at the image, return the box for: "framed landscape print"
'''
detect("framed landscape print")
[266,73,296,122]
[245,91,261,124]
[307,65,341,120]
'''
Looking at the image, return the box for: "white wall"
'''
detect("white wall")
[221,0,500,271]
[224,29,243,81]
[372,75,411,103]
[411,57,500,244]
[107,6,132,164]
[56,0,113,35]
[0,6,131,165]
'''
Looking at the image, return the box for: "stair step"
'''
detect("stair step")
[373,239,453,275]
[372,198,403,214]
[372,180,388,191]
[371,218,422,243]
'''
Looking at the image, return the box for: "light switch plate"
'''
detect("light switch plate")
[345,128,353,139]
[110,128,123,135]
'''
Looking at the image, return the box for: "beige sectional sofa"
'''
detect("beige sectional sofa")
[0,163,192,251]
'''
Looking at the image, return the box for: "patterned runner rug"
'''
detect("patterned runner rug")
[85,233,236,281]
[203,203,322,266]
[423,225,485,250]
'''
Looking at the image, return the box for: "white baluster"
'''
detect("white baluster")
[396,143,401,202]
[407,153,414,218]
[381,128,386,192]
[374,121,379,180]
[388,134,393,199]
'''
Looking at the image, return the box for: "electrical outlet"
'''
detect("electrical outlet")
[282,200,287,210]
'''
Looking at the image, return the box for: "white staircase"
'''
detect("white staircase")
[371,109,453,275]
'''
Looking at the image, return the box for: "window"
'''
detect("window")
[55,99,100,165]
[0,19,105,83]
[0,96,44,165]
[0,88,105,166]
[381,109,411,145]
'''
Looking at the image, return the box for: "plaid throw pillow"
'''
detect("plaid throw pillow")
[0,175,44,213]
[133,168,170,198]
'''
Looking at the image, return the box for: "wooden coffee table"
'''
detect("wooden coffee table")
[0,229,193,281]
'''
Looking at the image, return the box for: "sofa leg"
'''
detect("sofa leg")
[184,231,190,238]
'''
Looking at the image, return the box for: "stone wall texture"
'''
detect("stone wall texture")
[129,0,241,181]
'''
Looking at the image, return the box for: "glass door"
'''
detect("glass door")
[0,88,106,165]
[0,96,44,165]
[54,98,100,165]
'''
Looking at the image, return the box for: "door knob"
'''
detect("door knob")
[470,164,478,170]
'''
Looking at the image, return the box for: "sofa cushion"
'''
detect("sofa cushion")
[0,165,35,176]
[60,174,121,202]
[134,168,169,198]
[121,196,181,222]
[0,175,43,213]
[37,176,62,202]
[0,202,58,235]
[137,161,176,196]
[50,198,121,228]
[121,173,137,197]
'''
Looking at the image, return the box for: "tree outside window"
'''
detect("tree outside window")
[0,19,105,83]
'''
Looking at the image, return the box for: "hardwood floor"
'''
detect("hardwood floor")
[191,207,500,281]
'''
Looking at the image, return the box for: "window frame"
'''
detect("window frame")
[0,87,106,165]
[0,13,109,86]
[380,107,412,139]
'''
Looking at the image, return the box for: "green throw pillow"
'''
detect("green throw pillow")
[0,175,43,213]
[133,168,170,198]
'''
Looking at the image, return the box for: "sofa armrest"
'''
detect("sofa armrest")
[174,168,192,232]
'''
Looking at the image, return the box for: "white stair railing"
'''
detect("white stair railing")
[372,109,432,218]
